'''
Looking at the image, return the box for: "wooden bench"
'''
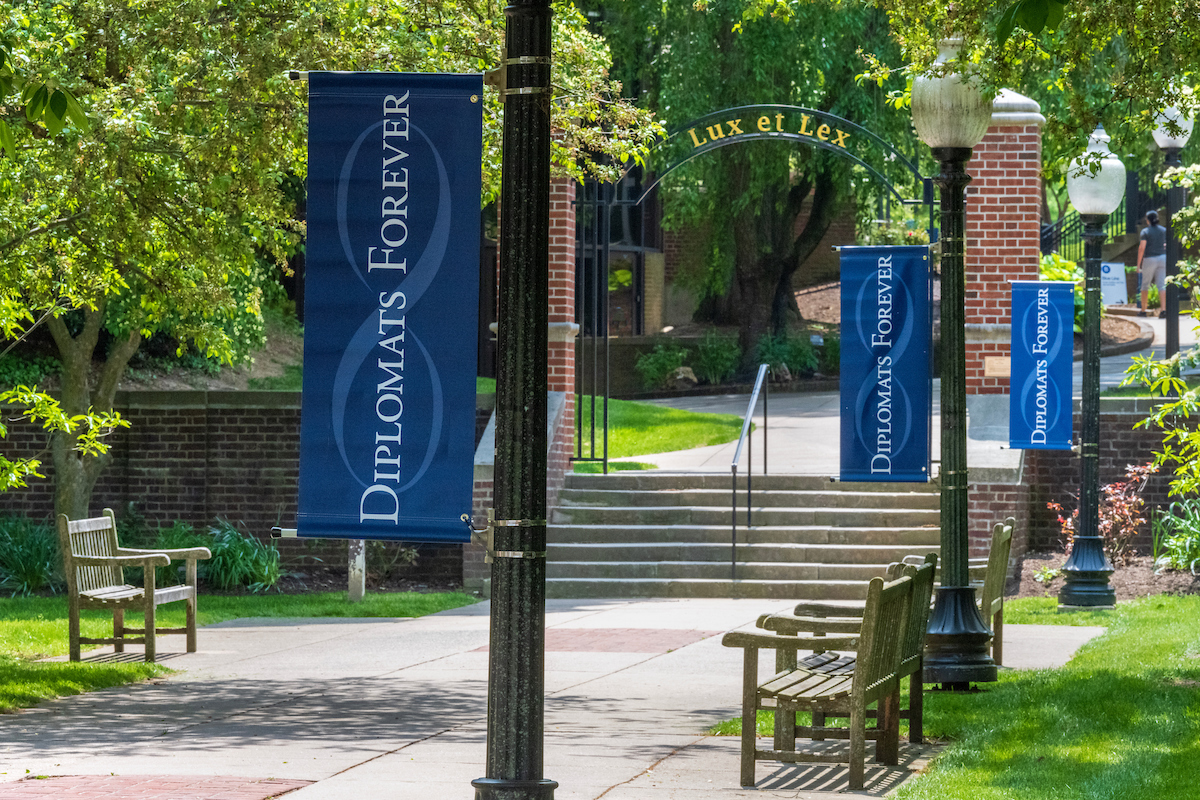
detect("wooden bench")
[970,517,1014,665]
[721,573,913,790]
[757,554,938,744]
[57,508,211,662]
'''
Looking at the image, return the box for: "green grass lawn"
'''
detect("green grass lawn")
[711,595,1200,799]
[576,395,744,458]
[0,590,476,712]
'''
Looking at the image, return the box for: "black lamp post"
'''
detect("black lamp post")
[1152,107,1194,360]
[471,0,558,798]
[911,38,997,687]
[1059,126,1126,609]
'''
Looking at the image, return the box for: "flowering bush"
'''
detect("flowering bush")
[1047,462,1157,566]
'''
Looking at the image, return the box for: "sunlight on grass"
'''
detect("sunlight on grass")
[708,596,1200,799]
[573,461,658,473]
[575,395,744,458]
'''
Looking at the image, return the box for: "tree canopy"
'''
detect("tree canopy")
[597,0,913,364]
[0,0,657,516]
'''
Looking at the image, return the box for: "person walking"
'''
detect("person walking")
[1138,210,1168,317]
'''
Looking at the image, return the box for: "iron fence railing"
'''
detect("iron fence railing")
[730,364,769,584]
[1041,170,1168,261]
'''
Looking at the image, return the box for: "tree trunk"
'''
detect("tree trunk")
[46,304,141,519]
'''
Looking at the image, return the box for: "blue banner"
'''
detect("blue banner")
[1009,281,1074,450]
[840,246,931,482]
[297,72,482,542]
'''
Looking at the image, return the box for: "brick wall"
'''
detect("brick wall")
[0,391,464,581]
[964,93,1044,395]
[968,481,1031,569]
[1023,400,1175,553]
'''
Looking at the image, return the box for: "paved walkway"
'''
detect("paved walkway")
[618,314,1196,475]
[1,601,1104,800]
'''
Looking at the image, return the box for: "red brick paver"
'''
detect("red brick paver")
[0,775,312,799]
[475,628,722,654]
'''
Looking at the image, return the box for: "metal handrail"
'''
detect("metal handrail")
[731,364,769,584]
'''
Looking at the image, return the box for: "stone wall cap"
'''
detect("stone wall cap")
[991,89,1045,127]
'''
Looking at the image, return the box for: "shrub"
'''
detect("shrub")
[367,540,419,583]
[1155,498,1200,574]
[634,344,688,390]
[1039,252,1085,333]
[204,519,282,592]
[0,354,61,389]
[754,334,819,379]
[691,331,740,385]
[0,516,62,596]
[1047,462,1157,566]
[818,334,840,376]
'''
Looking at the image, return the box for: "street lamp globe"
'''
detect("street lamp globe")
[911,38,992,149]
[1152,106,1195,151]
[1066,126,1126,215]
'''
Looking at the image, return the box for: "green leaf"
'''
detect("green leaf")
[1045,0,1066,30]
[62,90,89,131]
[0,119,14,157]
[24,83,47,122]
[996,2,1021,45]
[1015,0,1050,35]
[44,90,67,135]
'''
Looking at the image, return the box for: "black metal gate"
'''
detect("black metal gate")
[573,170,659,472]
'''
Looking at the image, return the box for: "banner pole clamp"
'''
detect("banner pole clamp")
[464,510,547,562]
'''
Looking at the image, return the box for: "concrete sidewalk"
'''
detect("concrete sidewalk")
[1,600,1103,799]
[616,313,1196,476]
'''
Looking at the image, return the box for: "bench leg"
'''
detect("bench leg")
[186,559,198,653]
[740,648,759,788]
[848,699,865,790]
[908,668,924,744]
[144,568,157,663]
[113,609,125,653]
[876,692,900,766]
[69,607,81,662]
[186,593,197,653]
[993,609,1003,666]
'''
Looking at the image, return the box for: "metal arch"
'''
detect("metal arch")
[633,104,932,207]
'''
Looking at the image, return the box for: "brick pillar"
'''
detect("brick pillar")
[465,176,577,592]
[547,177,578,510]
[964,90,1045,395]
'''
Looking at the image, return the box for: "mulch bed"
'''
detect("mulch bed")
[1013,551,1200,601]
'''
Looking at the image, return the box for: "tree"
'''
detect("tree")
[0,0,657,517]
[597,0,915,366]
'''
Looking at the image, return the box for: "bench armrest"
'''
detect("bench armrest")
[74,553,170,568]
[118,546,211,561]
[722,630,859,651]
[789,601,866,618]
[756,613,863,636]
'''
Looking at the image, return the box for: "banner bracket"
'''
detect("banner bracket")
[464,510,548,562]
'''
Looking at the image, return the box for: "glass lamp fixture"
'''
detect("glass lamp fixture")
[911,38,992,149]
[1066,126,1126,216]
[1152,106,1195,151]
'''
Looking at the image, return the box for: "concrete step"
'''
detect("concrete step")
[550,524,940,547]
[547,541,939,565]
[550,505,939,528]
[545,577,872,600]
[564,472,939,494]
[558,488,940,510]
[547,560,890,582]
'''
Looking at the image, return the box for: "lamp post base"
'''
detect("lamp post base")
[922,586,997,686]
[473,778,559,800]
[1058,535,1116,608]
